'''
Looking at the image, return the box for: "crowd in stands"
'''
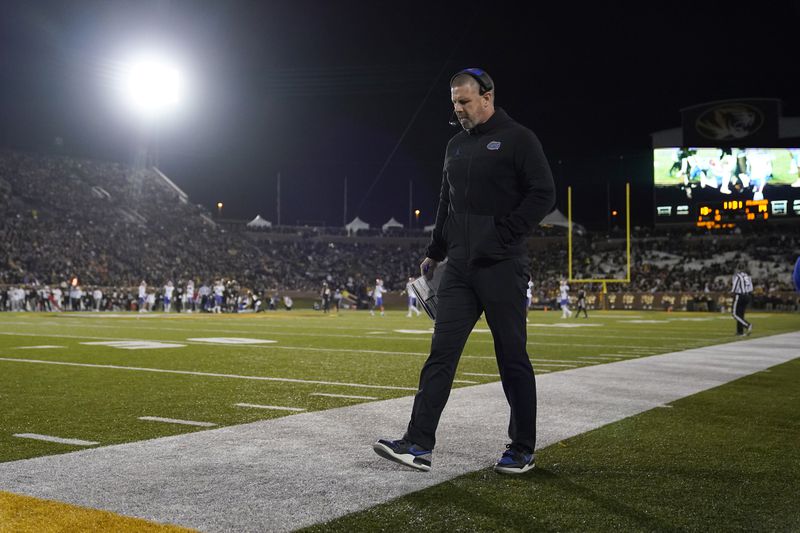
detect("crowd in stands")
[1,150,798,312]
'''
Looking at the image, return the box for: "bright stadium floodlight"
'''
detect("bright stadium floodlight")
[120,54,184,119]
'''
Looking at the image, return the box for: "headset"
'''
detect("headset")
[450,68,494,95]
[448,68,494,127]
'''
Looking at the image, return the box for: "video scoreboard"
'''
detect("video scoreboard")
[653,147,800,228]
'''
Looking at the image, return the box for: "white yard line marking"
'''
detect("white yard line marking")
[535,363,578,367]
[82,341,186,350]
[598,354,641,358]
[138,417,216,427]
[187,337,277,344]
[453,379,478,384]
[235,403,307,412]
[462,372,499,377]
[0,330,676,352]
[0,357,418,391]
[13,345,64,350]
[310,393,377,400]
[13,433,98,446]
[579,355,623,360]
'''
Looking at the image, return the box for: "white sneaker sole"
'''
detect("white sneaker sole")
[372,442,431,472]
[493,461,535,475]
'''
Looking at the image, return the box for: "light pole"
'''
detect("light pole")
[217,202,223,218]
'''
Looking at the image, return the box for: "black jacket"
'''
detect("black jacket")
[426,108,556,264]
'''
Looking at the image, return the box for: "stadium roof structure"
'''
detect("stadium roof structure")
[246,215,272,228]
[381,217,403,231]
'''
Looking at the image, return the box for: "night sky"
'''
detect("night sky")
[1,1,798,230]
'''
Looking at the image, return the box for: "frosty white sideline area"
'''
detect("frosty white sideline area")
[0,332,797,532]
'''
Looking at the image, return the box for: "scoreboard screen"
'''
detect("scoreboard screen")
[653,147,800,227]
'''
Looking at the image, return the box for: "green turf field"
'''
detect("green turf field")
[1,309,798,465]
[1,309,799,531]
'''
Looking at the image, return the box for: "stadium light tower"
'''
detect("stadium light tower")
[121,55,184,120]
[118,52,186,169]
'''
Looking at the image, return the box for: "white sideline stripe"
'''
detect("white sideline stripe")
[599,353,641,358]
[139,417,216,427]
[462,372,499,377]
[310,393,377,400]
[235,403,307,412]
[13,433,98,446]
[0,357,418,392]
[452,379,478,384]
[579,356,622,360]
[535,363,578,367]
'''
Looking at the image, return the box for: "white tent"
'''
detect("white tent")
[246,215,272,228]
[381,217,404,231]
[345,216,370,234]
[423,211,579,232]
[540,209,585,234]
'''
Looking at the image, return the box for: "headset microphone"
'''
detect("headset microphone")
[449,111,459,127]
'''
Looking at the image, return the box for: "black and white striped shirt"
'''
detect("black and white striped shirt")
[732,272,753,294]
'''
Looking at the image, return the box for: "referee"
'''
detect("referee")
[731,264,753,336]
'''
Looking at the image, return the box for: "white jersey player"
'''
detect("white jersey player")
[92,288,103,312]
[404,277,421,317]
[138,281,147,312]
[559,279,572,318]
[526,279,533,323]
[213,281,225,313]
[163,281,174,312]
[371,278,387,316]
[184,280,195,313]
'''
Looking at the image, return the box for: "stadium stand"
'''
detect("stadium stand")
[1,150,798,312]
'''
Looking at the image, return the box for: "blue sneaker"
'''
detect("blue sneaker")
[493,443,535,474]
[372,438,432,472]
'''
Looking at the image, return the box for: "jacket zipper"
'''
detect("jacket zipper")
[464,133,479,261]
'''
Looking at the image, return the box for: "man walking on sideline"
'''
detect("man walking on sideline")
[732,265,753,336]
[373,68,555,475]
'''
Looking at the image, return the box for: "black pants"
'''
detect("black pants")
[732,293,751,334]
[404,257,536,452]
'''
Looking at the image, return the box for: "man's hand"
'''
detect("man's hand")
[420,257,439,280]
